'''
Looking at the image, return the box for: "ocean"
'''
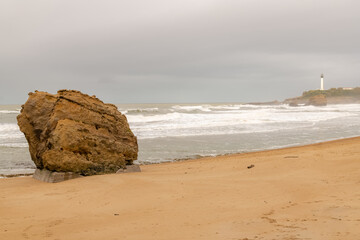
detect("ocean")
[1,103,360,175]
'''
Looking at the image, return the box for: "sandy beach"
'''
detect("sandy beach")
[1,137,360,240]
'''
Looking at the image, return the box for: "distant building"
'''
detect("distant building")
[320,73,324,90]
[342,87,354,90]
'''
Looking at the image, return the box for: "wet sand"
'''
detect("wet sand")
[1,137,360,240]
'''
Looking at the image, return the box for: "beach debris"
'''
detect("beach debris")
[17,90,138,180]
[247,164,255,169]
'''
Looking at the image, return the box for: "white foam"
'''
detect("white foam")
[172,105,212,112]
[0,143,28,148]
[128,108,354,125]
[122,107,160,113]
[0,110,20,114]
[126,104,360,139]
[1,104,359,142]
[0,168,35,175]
[209,105,242,110]
[0,124,24,139]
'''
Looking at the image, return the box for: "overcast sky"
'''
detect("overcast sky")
[1,0,359,104]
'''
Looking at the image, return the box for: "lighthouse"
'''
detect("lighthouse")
[320,73,324,91]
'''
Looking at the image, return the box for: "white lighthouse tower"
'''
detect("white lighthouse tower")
[320,73,324,91]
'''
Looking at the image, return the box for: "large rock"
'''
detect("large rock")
[307,94,327,106]
[17,90,138,176]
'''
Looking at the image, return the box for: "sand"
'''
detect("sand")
[1,137,360,240]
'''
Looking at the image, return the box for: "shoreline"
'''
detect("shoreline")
[1,136,360,239]
[2,135,359,178]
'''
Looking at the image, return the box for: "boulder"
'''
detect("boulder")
[307,94,327,106]
[17,90,138,176]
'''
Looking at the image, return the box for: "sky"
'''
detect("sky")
[1,0,359,104]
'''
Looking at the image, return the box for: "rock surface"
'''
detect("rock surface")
[307,94,327,106]
[116,165,141,174]
[33,169,83,183]
[17,90,138,176]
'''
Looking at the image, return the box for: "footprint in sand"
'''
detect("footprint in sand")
[22,225,33,239]
[261,210,277,223]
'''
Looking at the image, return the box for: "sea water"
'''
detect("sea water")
[1,103,360,175]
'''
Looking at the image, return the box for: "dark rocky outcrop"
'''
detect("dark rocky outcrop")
[17,90,138,176]
[307,94,327,106]
[288,101,299,107]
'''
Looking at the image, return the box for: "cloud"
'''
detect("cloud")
[1,0,359,103]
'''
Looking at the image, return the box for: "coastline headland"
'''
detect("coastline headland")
[284,87,360,105]
[1,136,360,239]
[246,87,360,105]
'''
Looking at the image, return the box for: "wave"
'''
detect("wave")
[172,105,213,112]
[122,103,360,117]
[125,103,360,139]
[127,108,356,125]
[1,103,359,142]
[121,107,161,114]
[0,143,28,148]
[0,110,20,114]
[0,124,24,139]
[0,168,35,176]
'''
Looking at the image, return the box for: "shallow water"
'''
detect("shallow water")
[1,103,360,174]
